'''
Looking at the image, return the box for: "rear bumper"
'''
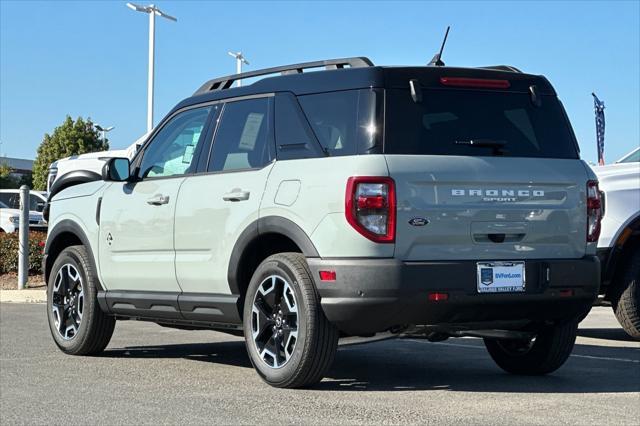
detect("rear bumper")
[308,256,600,335]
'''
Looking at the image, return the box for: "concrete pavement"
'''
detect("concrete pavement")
[1,304,638,425]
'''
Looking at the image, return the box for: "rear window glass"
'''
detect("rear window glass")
[298,89,381,156]
[384,89,578,159]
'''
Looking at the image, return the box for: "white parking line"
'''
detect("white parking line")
[407,339,640,363]
[570,354,639,363]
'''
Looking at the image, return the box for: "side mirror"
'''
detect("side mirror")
[102,157,131,182]
[36,201,45,212]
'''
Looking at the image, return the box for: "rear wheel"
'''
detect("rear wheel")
[243,253,339,388]
[46,245,115,355]
[484,320,578,375]
[610,248,640,339]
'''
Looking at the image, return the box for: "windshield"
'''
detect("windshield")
[617,148,639,163]
[384,88,579,159]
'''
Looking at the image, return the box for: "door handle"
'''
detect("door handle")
[222,189,250,202]
[146,194,170,205]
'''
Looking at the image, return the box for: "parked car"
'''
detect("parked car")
[0,189,48,233]
[0,189,47,213]
[593,148,640,338]
[43,57,601,388]
[46,135,145,194]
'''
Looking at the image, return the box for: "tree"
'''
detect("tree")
[0,162,17,189]
[31,116,109,190]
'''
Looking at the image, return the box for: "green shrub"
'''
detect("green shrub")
[0,231,46,274]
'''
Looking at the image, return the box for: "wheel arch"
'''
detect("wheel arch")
[602,213,640,299]
[227,216,319,308]
[44,219,100,288]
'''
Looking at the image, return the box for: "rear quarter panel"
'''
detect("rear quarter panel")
[262,155,393,257]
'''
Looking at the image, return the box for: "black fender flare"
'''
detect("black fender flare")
[602,213,640,296]
[227,216,319,295]
[43,170,102,221]
[43,219,101,289]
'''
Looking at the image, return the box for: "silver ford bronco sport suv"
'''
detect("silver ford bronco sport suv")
[43,57,601,388]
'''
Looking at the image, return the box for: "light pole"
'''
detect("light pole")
[126,2,177,132]
[228,51,249,87]
[95,125,115,144]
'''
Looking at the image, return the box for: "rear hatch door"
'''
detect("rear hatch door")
[383,70,589,261]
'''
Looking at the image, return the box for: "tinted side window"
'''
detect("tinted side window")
[208,98,272,172]
[297,89,381,156]
[0,193,19,209]
[29,194,44,212]
[275,94,323,160]
[138,106,211,179]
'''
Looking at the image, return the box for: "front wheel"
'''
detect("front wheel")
[243,253,339,388]
[46,245,115,355]
[484,320,578,375]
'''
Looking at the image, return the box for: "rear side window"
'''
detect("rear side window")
[208,97,273,172]
[274,93,324,160]
[384,89,579,159]
[298,89,381,156]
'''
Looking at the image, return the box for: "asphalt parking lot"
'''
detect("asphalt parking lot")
[1,303,638,425]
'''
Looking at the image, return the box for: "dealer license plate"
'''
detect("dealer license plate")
[476,262,525,293]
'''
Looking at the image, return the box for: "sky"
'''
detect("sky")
[1,0,639,164]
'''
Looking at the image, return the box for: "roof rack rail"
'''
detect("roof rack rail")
[479,65,523,73]
[194,57,374,95]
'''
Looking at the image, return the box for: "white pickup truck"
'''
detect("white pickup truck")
[46,136,146,194]
[593,147,640,338]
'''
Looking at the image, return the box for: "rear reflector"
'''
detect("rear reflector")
[319,270,336,281]
[559,289,574,297]
[440,77,511,89]
[428,292,449,302]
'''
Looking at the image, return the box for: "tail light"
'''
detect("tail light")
[586,180,603,242]
[345,176,396,243]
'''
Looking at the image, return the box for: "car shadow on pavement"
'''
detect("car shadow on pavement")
[316,339,640,393]
[577,327,637,342]
[102,341,253,369]
[101,337,639,394]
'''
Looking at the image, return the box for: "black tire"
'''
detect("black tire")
[610,248,640,339]
[46,245,115,355]
[243,252,339,388]
[484,320,578,375]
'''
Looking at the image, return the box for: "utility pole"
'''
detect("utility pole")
[228,51,249,87]
[126,3,177,132]
[95,125,115,144]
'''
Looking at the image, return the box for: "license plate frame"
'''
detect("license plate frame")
[476,261,526,293]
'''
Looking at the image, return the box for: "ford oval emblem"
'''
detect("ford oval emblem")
[408,217,429,227]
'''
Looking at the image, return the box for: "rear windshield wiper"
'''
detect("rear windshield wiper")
[454,139,508,155]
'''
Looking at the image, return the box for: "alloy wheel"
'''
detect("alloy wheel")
[251,275,299,368]
[51,264,84,340]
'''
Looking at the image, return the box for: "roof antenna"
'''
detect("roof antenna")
[428,26,450,66]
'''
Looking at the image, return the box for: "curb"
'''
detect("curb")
[0,289,47,304]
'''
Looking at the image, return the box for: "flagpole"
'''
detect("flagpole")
[592,93,606,166]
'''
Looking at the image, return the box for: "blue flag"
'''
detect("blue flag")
[592,93,606,165]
